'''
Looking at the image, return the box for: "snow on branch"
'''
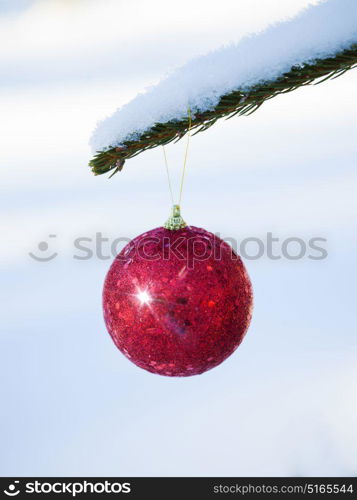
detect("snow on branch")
[89,0,357,176]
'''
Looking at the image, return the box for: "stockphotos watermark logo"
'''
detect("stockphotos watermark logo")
[28,232,328,263]
[3,480,131,497]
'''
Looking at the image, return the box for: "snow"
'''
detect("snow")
[90,0,357,153]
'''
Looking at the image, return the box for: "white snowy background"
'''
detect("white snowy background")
[1,0,357,476]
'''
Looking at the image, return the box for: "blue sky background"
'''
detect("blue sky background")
[1,0,356,476]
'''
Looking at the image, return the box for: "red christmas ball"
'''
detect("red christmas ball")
[103,225,253,376]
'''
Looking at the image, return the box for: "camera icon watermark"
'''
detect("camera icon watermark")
[4,480,20,497]
[28,234,58,262]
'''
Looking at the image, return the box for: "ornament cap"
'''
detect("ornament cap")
[163,204,187,230]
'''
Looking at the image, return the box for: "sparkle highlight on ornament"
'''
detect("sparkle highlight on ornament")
[136,289,152,305]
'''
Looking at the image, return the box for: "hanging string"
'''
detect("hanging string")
[162,107,192,207]
[162,146,174,206]
[179,108,192,206]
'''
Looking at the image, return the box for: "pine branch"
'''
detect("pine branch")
[89,44,357,177]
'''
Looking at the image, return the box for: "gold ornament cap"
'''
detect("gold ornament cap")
[163,204,187,230]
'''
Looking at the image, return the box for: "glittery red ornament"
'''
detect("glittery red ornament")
[103,223,253,376]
